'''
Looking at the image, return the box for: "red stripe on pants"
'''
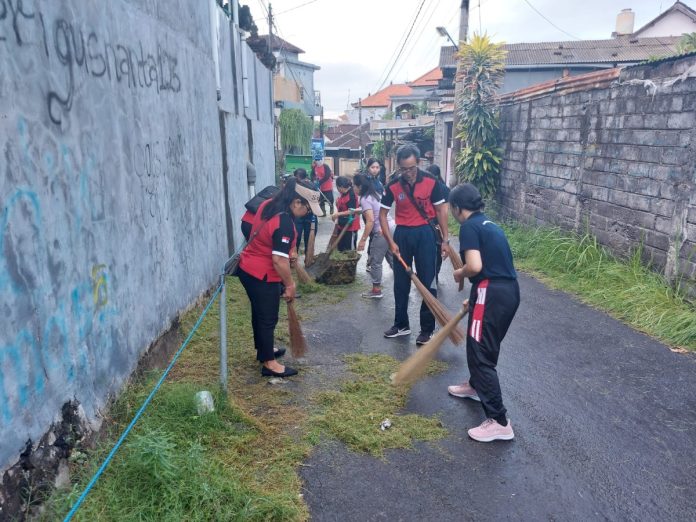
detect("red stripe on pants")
[469,279,489,343]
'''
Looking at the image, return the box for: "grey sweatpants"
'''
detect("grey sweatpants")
[367,232,389,285]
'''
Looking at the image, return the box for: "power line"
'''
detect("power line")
[275,0,321,16]
[376,0,428,91]
[373,0,428,92]
[520,0,581,40]
[391,0,443,81]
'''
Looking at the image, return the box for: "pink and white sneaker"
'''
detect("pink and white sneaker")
[447,381,481,401]
[467,418,514,442]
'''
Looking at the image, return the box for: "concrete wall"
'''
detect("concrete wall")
[0,0,275,495]
[498,55,696,288]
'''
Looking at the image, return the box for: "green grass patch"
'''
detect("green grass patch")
[449,214,696,351]
[309,354,448,457]
[40,383,300,521]
[40,276,450,520]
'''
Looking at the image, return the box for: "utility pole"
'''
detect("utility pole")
[358,97,363,168]
[450,0,469,185]
[267,3,273,59]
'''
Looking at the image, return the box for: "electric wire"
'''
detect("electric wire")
[373,0,428,92]
[376,0,428,91]
[520,0,581,40]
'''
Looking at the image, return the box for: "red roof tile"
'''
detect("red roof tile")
[409,67,442,87]
[353,84,413,108]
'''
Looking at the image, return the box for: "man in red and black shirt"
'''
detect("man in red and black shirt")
[312,159,334,216]
[379,144,449,345]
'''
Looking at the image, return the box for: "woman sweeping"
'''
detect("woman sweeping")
[331,176,361,251]
[353,173,389,299]
[448,183,520,442]
[238,178,323,377]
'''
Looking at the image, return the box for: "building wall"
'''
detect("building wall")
[345,107,387,124]
[635,10,696,37]
[280,60,320,116]
[0,0,274,492]
[497,55,696,288]
[502,67,608,94]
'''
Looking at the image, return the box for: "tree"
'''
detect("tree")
[455,33,506,199]
[278,109,313,155]
[677,32,696,54]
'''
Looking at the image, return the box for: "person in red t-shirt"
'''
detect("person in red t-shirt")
[311,159,334,216]
[238,179,323,377]
[331,176,361,251]
[379,144,449,345]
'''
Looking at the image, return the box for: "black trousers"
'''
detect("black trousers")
[319,190,334,215]
[467,278,520,422]
[336,228,356,252]
[393,225,437,333]
[239,268,281,362]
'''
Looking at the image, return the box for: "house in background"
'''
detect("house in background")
[433,1,693,182]
[343,83,413,124]
[254,34,321,117]
[388,67,444,118]
[631,0,696,37]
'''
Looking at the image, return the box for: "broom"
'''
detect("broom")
[295,263,312,284]
[443,243,466,292]
[394,252,465,345]
[286,301,307,357]
[305,219,317,266]
[393,301,469,386]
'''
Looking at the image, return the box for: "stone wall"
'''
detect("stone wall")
[0,0,275,509]
[498,55,696,287]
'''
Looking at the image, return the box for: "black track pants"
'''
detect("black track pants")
[467,278,520,421]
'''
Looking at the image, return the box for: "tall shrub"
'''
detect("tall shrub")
[455,33,506,198]
[279,108,313,154]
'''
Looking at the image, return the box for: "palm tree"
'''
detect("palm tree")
[455,33,507,199]
[677,32,696,54]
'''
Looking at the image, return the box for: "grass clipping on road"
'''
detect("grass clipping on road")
[495,221,696,351]
[41,278,447,521]
[310,354,448,457]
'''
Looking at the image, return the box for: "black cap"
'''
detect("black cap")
[450,183,483,211]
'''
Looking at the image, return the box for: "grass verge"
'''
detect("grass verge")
[450,216,696,351]
[309,354,448,457]
[40,277,448,520]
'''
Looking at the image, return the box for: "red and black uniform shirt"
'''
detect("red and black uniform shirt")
[241,210,255,241]
[336,190,361,232]
[241,210,255,225]
[239,199,296,283]
[314,164,333,192]
[380,169,445,226]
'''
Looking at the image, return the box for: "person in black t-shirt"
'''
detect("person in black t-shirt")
[447,183,520,443]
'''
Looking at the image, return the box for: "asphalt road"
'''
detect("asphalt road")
[299,218,696,521]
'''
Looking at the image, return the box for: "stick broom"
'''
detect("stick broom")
[286,301,307,358]
[393,302,469,385]
[444,243,466,292]
[394,252,465,345]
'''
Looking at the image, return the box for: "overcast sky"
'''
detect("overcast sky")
[248,0,695,117]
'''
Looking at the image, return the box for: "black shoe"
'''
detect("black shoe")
[273,348,286,358]
[261,366,298,377]
[384,325,411,338]
[416,332,433,345]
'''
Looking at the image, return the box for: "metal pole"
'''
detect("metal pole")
[450,0,469,183]
[358,97,363,168]
[219,274,228,394]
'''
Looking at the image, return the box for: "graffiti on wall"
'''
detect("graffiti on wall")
[0,0,182,124]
